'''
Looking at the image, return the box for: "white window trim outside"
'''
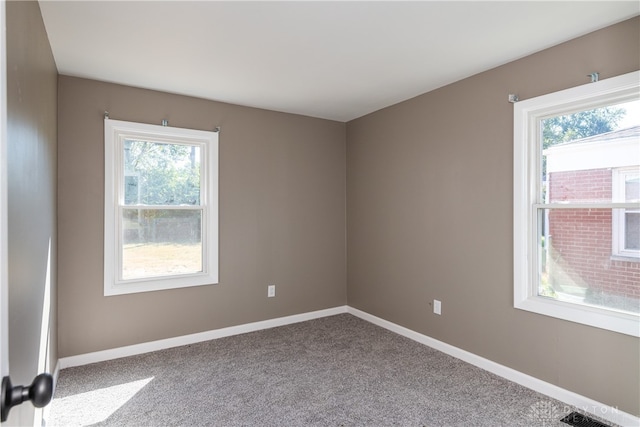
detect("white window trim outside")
[513,70,640,337]
[104,119,219,296]
[612,167,640,259]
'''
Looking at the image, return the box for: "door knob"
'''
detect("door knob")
[1,373,53,422]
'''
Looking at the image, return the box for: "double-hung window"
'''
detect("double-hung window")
[612,167,640,259]
[104,119,218,296]
[513,71,640,336]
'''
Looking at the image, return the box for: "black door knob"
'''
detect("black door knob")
[1,373,53,422]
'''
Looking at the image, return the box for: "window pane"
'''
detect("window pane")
[625,212,640,250]
[123,140,201,205]
[122,209,202,280]
[624,173,640,202]
[542,100,640,204]
[538,208,640,314]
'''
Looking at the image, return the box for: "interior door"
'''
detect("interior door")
[1,2,53,425]
[1,0,11,421]
[1,0,9,414]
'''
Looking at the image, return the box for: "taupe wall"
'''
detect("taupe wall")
[6,0,58,424]
[347,17,640,416]
[57,77,347,357]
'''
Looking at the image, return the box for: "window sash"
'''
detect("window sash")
[121,138,204,207]
[118,206,206,282]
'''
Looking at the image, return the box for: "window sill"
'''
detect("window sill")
[515,295,639,337]
[610,255,640,263]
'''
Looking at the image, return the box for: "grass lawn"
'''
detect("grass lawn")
[123,242,202,280]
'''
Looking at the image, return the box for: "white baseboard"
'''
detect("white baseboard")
[346,306,639,427]
[58,306,348,369]
[56,304,638,427]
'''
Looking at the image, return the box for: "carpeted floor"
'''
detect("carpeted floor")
[48,314,613,426]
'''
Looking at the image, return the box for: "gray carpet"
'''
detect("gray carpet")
[48,314,613,427]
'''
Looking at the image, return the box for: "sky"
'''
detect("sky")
[616,99,640,129]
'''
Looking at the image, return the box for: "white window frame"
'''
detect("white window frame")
[612,167,640,259]
[104,119,219,296]
[513,70,640,337]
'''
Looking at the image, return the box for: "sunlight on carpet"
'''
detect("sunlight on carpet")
[48,377,153,426]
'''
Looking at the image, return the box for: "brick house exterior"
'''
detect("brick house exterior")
[544,125,639,304]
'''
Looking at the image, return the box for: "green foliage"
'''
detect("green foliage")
[542,106,625,149]
[541,106,626,180]
[124,140,200,206]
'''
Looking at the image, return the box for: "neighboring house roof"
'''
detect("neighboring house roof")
[551,124,640,147]
[545,125,640,173]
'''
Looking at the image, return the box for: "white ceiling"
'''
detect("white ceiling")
[39,1,639,122]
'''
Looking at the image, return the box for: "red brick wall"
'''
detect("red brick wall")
[548,168,612,202]
[547,168,639,300]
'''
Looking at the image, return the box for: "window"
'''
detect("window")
[104,119,218,296]
[514,71,640,337]
[612,168,640,259]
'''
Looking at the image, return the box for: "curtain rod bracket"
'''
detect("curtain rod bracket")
[588,72,599,83]
[508,94,519,103]
[102,113,219,133]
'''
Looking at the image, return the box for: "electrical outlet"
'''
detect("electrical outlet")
[433,299,441,315]
[267,284,276,298]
